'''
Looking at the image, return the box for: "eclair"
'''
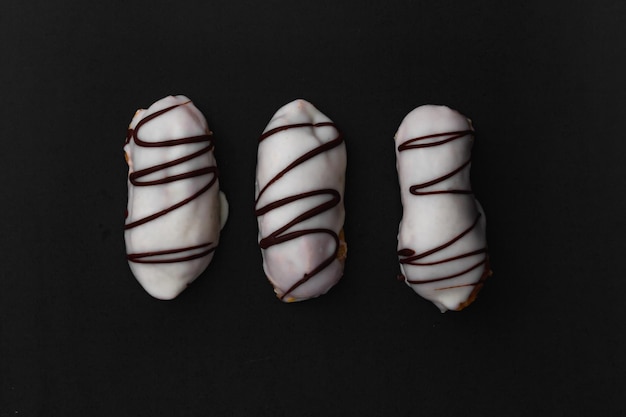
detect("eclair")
[255,99,347,302]
[394,105,491,312]
[124,95,228,299]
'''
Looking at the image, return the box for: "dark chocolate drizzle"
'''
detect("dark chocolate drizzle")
[124,101,218,264]
[397,129,489,291]
[254,122,344,300]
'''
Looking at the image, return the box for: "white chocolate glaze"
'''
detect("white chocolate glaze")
[394,105,490,312]
[255,99,347,302]
[124,95,227,300]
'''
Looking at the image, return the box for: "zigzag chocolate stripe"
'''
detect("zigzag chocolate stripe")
[397,129,488,289]
[255,122,343,300]
[124,102,218,264]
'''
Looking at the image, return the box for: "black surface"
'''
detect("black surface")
[2,0,625,415]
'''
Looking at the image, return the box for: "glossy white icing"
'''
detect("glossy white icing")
[124,95,227,299]
[255,99,347,302]
[394,105,489,312]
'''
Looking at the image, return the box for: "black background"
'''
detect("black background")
[2,0,625,415]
